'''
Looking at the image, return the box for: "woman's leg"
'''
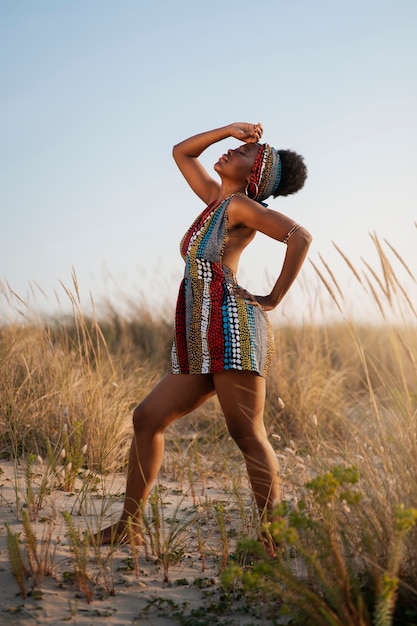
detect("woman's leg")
[213,370,281,521]
[94,373,215,544]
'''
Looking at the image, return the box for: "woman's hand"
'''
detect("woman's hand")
[228,122,263,144]
[172,122,263,205]
[232,287,275,311]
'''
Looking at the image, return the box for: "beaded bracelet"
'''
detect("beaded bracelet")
[283,223,300,244]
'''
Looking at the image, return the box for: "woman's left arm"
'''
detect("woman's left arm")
[229,197,312,311]
[258,225,312,310]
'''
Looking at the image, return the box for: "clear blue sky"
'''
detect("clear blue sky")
[1,0,416,321]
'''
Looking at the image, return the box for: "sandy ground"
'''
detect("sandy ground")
[0,460,289,626]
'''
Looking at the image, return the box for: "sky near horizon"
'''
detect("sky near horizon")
[1,0,416,322]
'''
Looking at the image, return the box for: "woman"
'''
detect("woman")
[95,122,311,550]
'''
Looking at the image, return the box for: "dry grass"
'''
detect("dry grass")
[1,232,417,623]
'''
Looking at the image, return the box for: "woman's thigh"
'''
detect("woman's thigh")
[213,370,267,440]
[134,373,216,432]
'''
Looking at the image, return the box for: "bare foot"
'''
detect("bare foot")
[90,520,144,546]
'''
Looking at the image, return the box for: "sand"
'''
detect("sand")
[0,460,288,626]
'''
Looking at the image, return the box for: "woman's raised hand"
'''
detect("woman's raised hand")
[228,122,263,143]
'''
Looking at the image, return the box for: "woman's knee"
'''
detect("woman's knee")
[132,402,153,434]
[132,401,170,436]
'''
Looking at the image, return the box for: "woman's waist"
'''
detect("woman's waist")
[184,258,237,284]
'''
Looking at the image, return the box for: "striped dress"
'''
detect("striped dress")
[170,195,275,377]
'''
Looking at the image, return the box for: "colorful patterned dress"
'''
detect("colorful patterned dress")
[170,195,275,377]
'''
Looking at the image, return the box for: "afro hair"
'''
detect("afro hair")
[273,149,307,197]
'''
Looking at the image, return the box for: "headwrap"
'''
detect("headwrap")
[246,143,282,203]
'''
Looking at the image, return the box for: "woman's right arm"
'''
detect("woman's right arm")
[173,123,262,204]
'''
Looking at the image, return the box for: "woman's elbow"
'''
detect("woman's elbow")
[296,226,313,248]
[172,143,180,162]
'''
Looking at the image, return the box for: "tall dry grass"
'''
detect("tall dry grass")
[1,231,417,619]
[0,275,172,473]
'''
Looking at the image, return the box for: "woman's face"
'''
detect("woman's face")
[214,143,260,182]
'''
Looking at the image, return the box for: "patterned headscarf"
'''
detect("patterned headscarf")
[246,143,282,202]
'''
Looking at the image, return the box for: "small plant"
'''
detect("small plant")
[142,484,202,583]
[5,511,58,599]
[21,509,42,589]
[136,590,242,626]
[23,452,57,520]
[222,466,417,626]
[214,502,230,572]
[69,468,101,516]
[5,523,28,599]
[146,487,162,558]
[23,510,57,588]
[373,505,417,626]
[24,453,38,521]
[62,511,94,603]
[57,421,88,492]
[126,515,141,579]
[197,524,206,572]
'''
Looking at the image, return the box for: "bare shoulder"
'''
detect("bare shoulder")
[227,194,309,243]
[227,194,267,228]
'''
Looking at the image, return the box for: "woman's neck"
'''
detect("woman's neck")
[216,183,246,203]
